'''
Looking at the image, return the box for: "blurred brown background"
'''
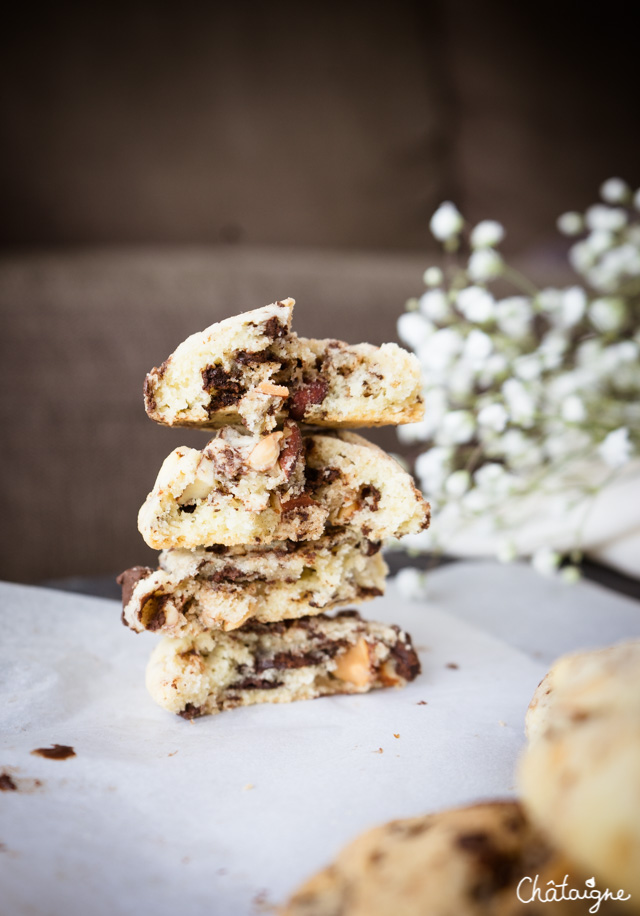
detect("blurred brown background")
[1,1,639,584]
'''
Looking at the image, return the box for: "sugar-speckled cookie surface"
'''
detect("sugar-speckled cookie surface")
[138,428,430,550]
[145,610,420,718]
[282,800,613,916]
[520,640,640,901]
[118,532,387,636]
[143,299,424,433]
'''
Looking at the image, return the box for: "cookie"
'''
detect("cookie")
[145,610,421,717]
[118,532,387,636]
[519,640,640,901]
[137,428,430,550]
[143,299,424,434]
[283,800,613,916]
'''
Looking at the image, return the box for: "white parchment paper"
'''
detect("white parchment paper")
[1,562,639,916]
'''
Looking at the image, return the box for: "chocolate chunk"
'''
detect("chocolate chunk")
[202,365,245,410]
[235,349,277,365]
[389,639,421,682]
[142,595,172,631]
[117,566,154,609]
[456,832,520,900]
[306,466,341,488]
[255,644,346,672]
[364,539,382,556]
[278,421,303,480]
[0,773,17,791]
[207,565,247,583]
[263,317,287,340]
[359,484,381,512]
[31,745,76,760]
[178,503,197,514]
[335,609,362,620]
[356,586,384,599]
[179,703,205,720]
[233,676,284,690]
[280,494,319,514]
[288,378,329,421]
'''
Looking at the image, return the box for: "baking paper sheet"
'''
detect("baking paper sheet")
[1,562,639,916]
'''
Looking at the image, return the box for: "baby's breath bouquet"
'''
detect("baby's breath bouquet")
[396,179,640,591]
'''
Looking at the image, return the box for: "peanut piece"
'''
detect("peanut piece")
[333,638,372,687]
[246,432,284,471]
[256,381,289,397]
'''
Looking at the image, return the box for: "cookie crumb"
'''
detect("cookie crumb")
[0,773,17,792]
[498,720,507,727]
[393,733,400,739]
[243,783,255,791]
[445,663,459,670]
[417,700,428,705]
[374,747,384,754]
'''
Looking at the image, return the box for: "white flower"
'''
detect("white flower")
[598,427,632,468]
[502,379,536,426]
[445,469,471,497]
[415,447,453,491]
[497,540,518,563]
[568,241,595,273]
[561,565,582,584]
[589,297,626,333]
[532,547,561,577]
[538,331,569,370]
[467,249,504,282]
[397,420,431,445]
[436,410,476,446]
[470,220,505,248]
[495,296,532,338]
[423,266,444,287]
[585,204,627,233]
[561,395,586,423]
[477,353,508,386]
[395,567,426,601]
[557,212,584,235]
[464,328,493,364]
[474,462,515,497]
[477,403,508,432]
[457,286,495,322]
[397,311,434,348]
[430,202,464,242]
[586,230,614,256]
[600,177,630,204]
[447,364,475,399]
[514,354,543,382]
[417,326,464,372]
[419,289,450,322]
[559,286,587,326]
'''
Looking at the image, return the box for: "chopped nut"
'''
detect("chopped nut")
[163,603,181,629]
[335,501,358,523]
[177,459,214,504]
[333,638,372,687]
[246,432,284,471]
[256,381,289,397]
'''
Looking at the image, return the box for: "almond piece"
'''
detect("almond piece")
[336,501,358,523]
[333,638,372,687]
[256,381,289,397]
[246,432,284,471]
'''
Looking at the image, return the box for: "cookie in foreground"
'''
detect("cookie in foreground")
[145,610,420,718]
[520,639,640,901]
[118,531,387,636]
[143,299,424,433]
[138,428,430,550]
[282,800,623,916]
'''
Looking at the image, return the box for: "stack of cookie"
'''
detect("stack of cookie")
[118,299,430,719]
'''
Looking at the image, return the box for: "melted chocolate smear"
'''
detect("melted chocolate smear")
[389,640,421,682]
[263,317,287,340]
[116,566,154,609]
[278,421,303,480]
[0,773,17,791]
[31,745,75,760]
[179,703,205,720]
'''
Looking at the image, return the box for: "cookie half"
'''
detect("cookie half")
[118,532,387,636]
[138,429,430,550]
[143,299,424,433]
[520,640,640,901]
[145,610,421,718]
[283,800,617,916]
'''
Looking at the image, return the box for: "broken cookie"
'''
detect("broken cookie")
[118,532,387,636]
[143,299,424,434]
[145,610,421,718]
[137,428,430,550]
